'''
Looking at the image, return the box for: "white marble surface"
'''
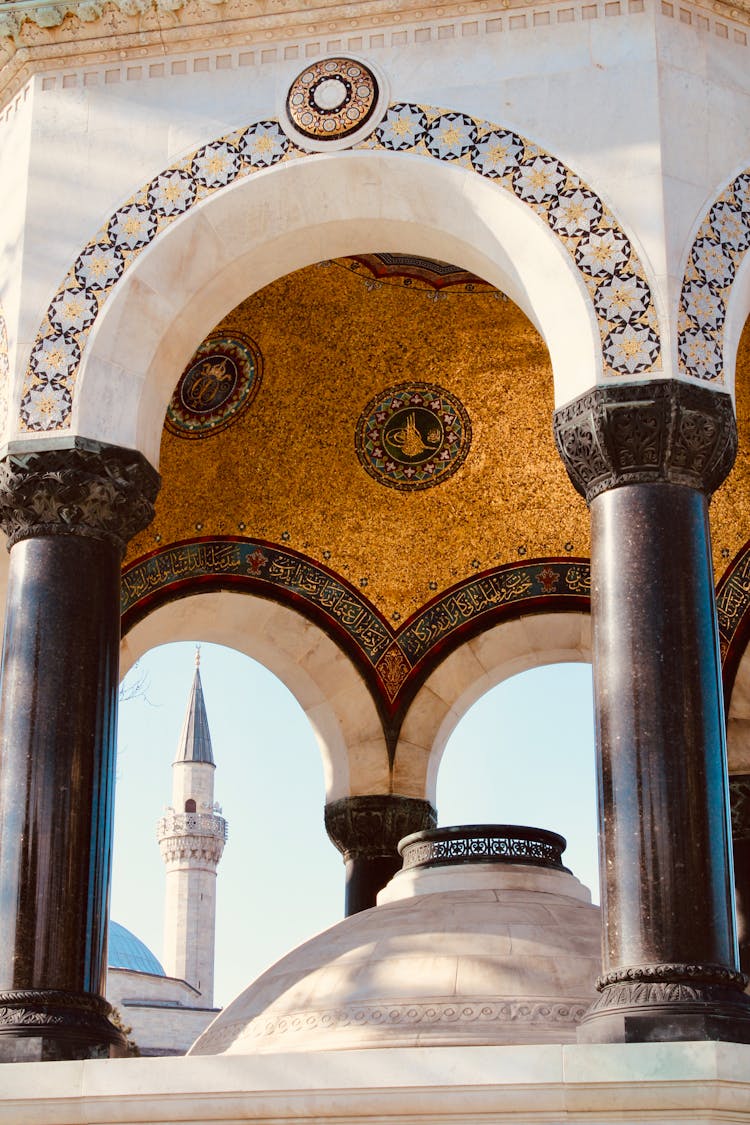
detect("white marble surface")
[189,858,601,1055]
[2,1041,750,1123]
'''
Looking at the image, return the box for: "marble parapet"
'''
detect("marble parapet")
[1,1042,750,1123]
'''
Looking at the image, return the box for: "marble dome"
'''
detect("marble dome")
[191,826,601,1055]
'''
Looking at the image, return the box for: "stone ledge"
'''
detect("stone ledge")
[1,1042,750,1122]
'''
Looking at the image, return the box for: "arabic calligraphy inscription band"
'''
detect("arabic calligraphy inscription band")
[0,441,159,1061]
[555,382,750,1043]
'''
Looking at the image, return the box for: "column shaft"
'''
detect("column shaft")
[0,440,159,1062]
[591,483,735,971]
[0,536,120,998]
[554,381,750,1044]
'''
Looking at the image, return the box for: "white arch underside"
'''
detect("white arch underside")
[77,151,601,464]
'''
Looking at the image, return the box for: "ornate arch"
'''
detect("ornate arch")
[678,168,750,384]
[21,103,660,435]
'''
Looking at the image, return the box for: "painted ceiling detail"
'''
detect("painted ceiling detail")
[678,169,750,383]
[22,101,660,434]
[339,254,493,292]
[355,382,472,490]
[165,333,261,439]
[285,58,381,143]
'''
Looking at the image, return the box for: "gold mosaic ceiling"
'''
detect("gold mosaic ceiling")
[125,257,750,622]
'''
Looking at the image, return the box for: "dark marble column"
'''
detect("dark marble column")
[554,381,750,1044]
[324,795,436,914]
[0,439,159,1062]
[730,775,750,976]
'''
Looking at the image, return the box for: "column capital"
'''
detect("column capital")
[0,438,160,551]
[324,795,436,861]
[553,381,737,504]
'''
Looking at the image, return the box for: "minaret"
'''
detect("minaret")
[157,648,227,1007]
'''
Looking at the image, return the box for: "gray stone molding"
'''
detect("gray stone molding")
[553,381,737,505]
[0,438,160,551]
[201,998,590,1052]
[324,796,436,861]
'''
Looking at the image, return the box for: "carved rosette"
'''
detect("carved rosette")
[324,796,436,861]
[731,775,750,841]
[553,382,737,504]
[0,989,123,1053]
[0,439,160,551]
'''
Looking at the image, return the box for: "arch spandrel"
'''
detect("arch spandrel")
[18,103,666,458]
[678,166,750,391]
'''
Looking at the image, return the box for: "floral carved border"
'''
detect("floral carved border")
[22,101,660,433]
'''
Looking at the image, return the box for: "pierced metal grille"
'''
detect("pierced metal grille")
[399,824,568,872]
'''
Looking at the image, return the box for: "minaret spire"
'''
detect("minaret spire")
[174,649,214,766]
[157,651,227,1008]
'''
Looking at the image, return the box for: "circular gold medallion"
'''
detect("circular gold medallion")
[165,333,261,438]
[286,58,379,142]
[355,383,472,491]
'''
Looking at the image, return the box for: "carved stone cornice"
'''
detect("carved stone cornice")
[0,438,160,551]
[553,381,737,505]
[324,795,436,861]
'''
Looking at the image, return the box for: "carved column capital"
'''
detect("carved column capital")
[324,796,436,861]
[0,438,160,551]
[553,381,737,504]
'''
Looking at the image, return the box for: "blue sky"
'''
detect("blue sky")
[113,642,598,1007]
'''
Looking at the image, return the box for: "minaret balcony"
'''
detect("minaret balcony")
[157,810,228,843]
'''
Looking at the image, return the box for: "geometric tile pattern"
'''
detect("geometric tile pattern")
[21,101,661,434]
[0,304,8,436]
[678,170,750,383]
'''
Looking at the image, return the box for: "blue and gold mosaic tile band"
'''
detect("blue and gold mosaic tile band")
[23,93,665,434]
[678,171,750,382]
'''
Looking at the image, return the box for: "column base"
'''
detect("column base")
[0,990,126,1062]
[577,966,750,1045]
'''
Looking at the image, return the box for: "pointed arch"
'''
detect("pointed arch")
[20,104,661,460]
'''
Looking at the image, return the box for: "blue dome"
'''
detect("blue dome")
[109,921,165,976]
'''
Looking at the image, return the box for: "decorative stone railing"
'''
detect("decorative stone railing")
[156,811,228,842]
[398,824,569,872]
